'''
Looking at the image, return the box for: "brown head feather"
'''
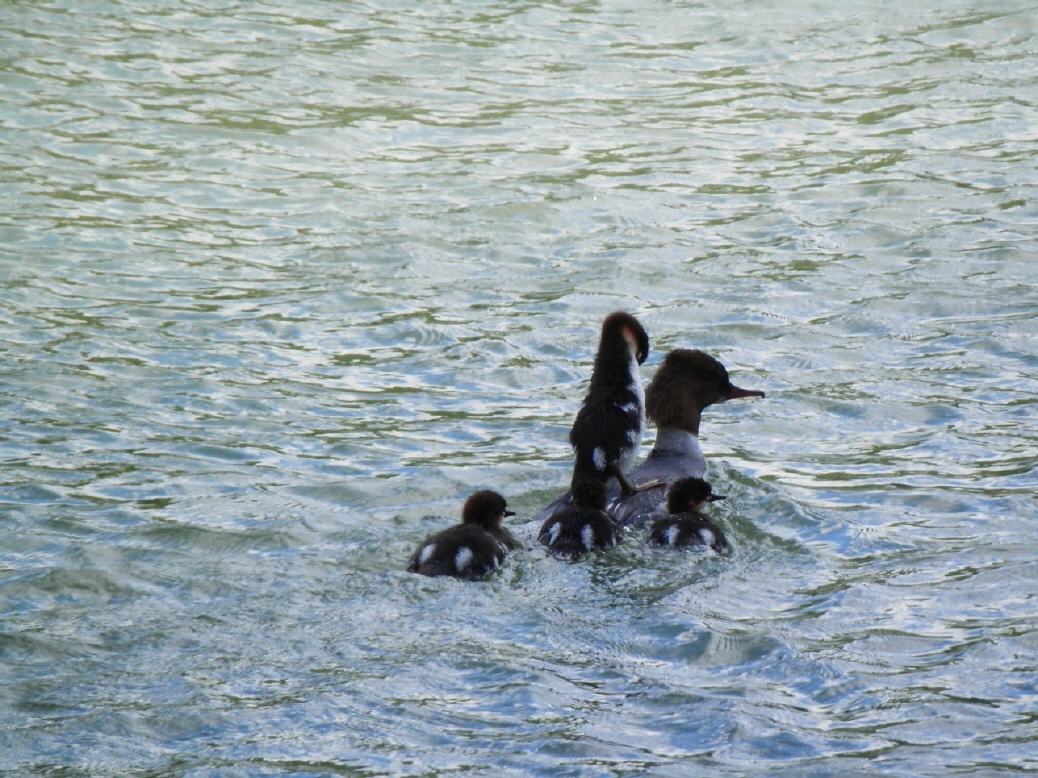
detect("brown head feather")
[645,349,731,430]
[462,490,511,529]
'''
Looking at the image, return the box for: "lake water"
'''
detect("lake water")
[2,1,1037,774]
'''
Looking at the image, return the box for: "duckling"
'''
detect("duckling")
[648,477,728,552]
[610,349,764,527]
[538,480,620,560]
[407,490,519,580]
[569,311,658,496]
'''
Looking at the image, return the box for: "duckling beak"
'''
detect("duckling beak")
[725,385,765,400]
[708,494,726,502]
[503,510,516,517]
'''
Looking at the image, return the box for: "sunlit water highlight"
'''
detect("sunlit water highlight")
[2,1,1037,774]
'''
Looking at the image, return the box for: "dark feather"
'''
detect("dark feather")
[407,523,508,580]
[538,505,620,560]
[648,512,728,553]
[568,311,648,491]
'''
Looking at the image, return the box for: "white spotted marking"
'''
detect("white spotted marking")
[624,355,645,471]
[581,524,595,551]
[418,543,436,565]
[620,429,641,471]
[666,525,680,546]
[548,523,561,545]
[592,446,607,472]
[698,528,715,547]
[627,354,645,419]
[454,546,473,572]
[617,401,637,414]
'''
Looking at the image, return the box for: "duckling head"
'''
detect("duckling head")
[666,476,726,514]
[601,311,649,365]
[462,490,515,530]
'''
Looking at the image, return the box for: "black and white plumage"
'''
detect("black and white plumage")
[648,477,728,552]
[407,490,519,580]
[538,481,620,560]
[569,311,650,496]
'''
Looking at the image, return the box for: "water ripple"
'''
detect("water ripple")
[2,0,1037,773]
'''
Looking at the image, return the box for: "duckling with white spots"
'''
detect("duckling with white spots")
[568,311,660,496]
[407,490,519,580]
[537,480,620,560]
[648,477,729,553]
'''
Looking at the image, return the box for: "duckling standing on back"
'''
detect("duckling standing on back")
[569,311,659,496]
[649,477,728,553]
[407,490,519,580]
[610,349,765,527]
[538,480,620,560]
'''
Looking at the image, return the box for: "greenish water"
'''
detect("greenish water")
[2,1,1037,774]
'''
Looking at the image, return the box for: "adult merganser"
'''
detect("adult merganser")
[648,476,728,552]
[610,348,764,527]
[568,311,658,496]
[407,490,519,580]
[533,348,764,531]
[538,480,620,560]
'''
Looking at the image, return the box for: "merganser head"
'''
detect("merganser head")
[667,476,725,514]
[601,311,649,365]
[646,349,764,432]
[462,490,515,530]
[572,480,608,510]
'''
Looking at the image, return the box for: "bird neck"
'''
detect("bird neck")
[652,427,704,457]
[590,339,637,389]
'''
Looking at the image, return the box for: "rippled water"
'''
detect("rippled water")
[2,1,1037,774]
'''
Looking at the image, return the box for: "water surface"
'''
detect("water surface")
[2,1,1037,774]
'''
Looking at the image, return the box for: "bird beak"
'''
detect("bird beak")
[708,494,727,502]
[726,385,765,400]
[504,510,516,517]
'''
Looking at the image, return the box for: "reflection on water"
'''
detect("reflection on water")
[2,0,1036,773]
